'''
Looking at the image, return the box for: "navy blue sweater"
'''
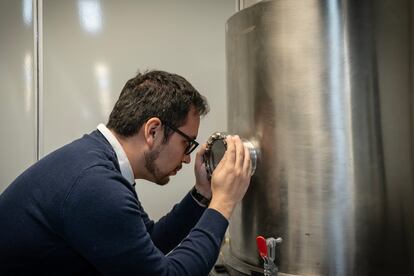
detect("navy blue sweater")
[0,130,228,275]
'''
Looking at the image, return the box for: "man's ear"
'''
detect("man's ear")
[143,117,162,147]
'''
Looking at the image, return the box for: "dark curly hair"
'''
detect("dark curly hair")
[107,70,209,141]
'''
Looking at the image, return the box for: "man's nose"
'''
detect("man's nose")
[182,154,191,164]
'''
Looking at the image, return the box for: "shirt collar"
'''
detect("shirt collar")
[97,123,135,185]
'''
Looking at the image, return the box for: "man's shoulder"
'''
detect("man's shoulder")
[13,130,122,192]
[44,130,117,169]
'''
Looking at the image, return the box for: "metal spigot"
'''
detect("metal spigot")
[256,236,283,276]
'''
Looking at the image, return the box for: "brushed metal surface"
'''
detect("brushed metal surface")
[226,0,414,275]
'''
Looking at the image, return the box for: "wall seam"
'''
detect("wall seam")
[236,0,244,12]
[410,0,414,183]
[34,0,43,160]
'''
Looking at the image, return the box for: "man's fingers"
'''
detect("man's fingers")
[225,136,236,166]
[234,136,245,171]
[196,143,207,158]
[195,143,207,167]
[242,143,252,177]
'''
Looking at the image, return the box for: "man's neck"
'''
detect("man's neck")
[109,129,146,180]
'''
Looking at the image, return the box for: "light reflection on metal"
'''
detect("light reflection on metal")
[78,0,102,34]
[23,0,32,26]
[326,0,354,273]
[94,62,111,118]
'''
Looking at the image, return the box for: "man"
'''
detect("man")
[0,70,252,275]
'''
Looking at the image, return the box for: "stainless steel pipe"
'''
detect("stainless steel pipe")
[225,0,414,275]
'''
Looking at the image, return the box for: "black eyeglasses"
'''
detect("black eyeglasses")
[163,122,199,155]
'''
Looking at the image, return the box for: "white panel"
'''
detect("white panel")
[42,0,233,219]
[0,0,37,193]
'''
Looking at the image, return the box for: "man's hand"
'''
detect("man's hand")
[194,143,212,199]
[208,135,252,219]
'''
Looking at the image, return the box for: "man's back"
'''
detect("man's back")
[0,129,229,275]
[0,130,130,274]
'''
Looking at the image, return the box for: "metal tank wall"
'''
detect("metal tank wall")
[225,0,414,275]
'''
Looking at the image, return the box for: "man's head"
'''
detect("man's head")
[107,70,208,140]
[107,70,209,184]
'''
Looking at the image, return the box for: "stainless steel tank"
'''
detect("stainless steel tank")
[225,0,414,275]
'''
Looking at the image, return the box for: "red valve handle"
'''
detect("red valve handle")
[256,236,268,258]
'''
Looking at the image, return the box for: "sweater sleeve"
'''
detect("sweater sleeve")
[139,192,206,254]
[61,166,228,276]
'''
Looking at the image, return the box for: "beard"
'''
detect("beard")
[144,146,170,186]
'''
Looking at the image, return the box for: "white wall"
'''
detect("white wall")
[0,0,37,190]
[0,0,235,220]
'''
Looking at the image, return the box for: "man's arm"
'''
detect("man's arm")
[141,192,206,254]
[62,136,251,275]
[143,142,213,254]
[62,167,227,275]
[147,136,252,255]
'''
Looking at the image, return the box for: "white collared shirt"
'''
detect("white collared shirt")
[97,123,135,185]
